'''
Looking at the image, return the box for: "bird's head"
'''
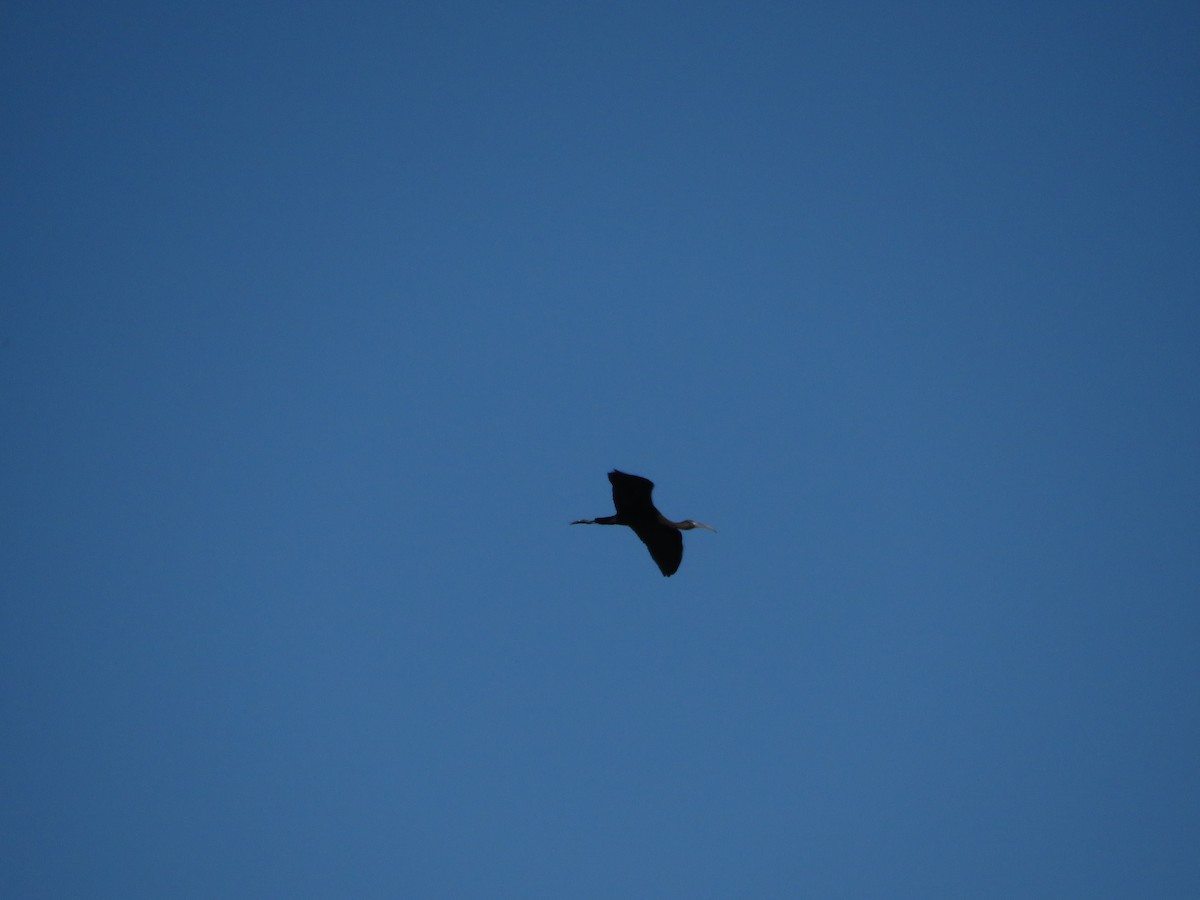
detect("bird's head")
[681,520,716,533]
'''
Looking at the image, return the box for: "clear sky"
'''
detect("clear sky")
[3,2,1198,897]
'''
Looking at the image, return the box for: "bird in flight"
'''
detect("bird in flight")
[572,470,715,576]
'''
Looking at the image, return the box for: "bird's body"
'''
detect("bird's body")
[572,470,715,576]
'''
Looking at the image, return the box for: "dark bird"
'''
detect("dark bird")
[572,470,715,576]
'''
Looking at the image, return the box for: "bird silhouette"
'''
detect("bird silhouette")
[572,470,715,576]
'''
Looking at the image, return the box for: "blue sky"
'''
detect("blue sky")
[3,1,1198,896]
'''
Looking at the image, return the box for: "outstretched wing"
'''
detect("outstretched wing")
[608,470,658,521]
[631,525,683,577]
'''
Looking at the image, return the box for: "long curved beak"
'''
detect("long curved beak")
[694,522,717,533]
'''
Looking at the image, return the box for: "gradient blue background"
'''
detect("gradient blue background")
[3,2,1198,897]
